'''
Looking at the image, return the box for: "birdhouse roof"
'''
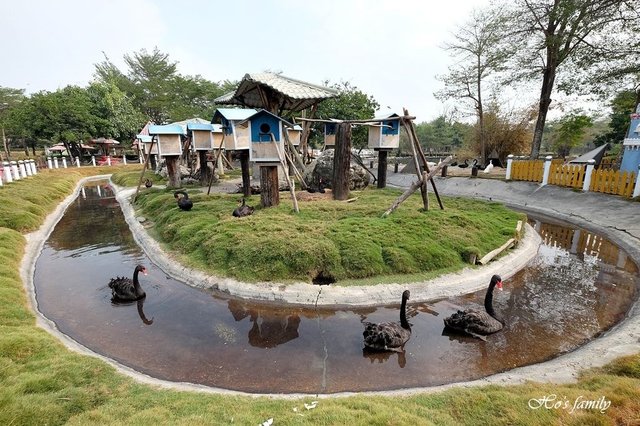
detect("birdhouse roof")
[214,72,338,112]
[374,113,401,120]
[238,109,294,128]
[136,134,153,143]
[148,124,186,135]
[212,108,258,122]
[187,122,214,132]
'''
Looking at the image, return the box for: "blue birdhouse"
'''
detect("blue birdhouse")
[239,109,291,163]
[211,108,257,151]
[368,114,401,150]
[324,121,338,146]
[148,124,186,156]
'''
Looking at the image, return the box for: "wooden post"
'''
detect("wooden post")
[198,150,211,185]
[283,128,307,189]
[333,122,351,200]
[271,133,299,213]
[206,133,227,195]
[377,149,388,189]
[260,166,280,207]
[240,150,251,197]
[134,139,155,202]
[165,155,181,188]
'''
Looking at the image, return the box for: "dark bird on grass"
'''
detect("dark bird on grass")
[363,290,411,352]
[307,177,326,194]
[232,198,255,217]
[443,275,504,341]
[108,264,148,302]
[144,178,153,188]
[458,159,469,168]
[174,190,193,211]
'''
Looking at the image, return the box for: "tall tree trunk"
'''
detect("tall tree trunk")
[198,150,211,185]
[333,123,351,200]
[377,149,388,188]
[239,150,251,197]
[531,61,557,159]
[477,55,485,167]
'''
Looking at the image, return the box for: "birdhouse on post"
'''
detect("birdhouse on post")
[148,124,186,188]
[368,114,401,150]
[286,124,303,146]
[242,109,291,164]
[137,134,158,155]
[148,124,185,157]
[324,121,338,147]
[212,108,257,151]
[187,122,215,151]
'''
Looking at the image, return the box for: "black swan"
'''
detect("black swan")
[443,274,504,341]
[458,159,469,168]
[307,177,326,194]
[363,290,411,352]
[232,198,255,217]
[137,299,154,325]
[108,264,148,301]
[144,178,153,188]
[174,190,193,211]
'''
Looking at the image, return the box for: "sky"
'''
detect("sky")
[0,0,522,123]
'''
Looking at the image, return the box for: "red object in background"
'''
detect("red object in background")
[96,156,122,166]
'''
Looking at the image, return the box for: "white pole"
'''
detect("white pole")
[92,155,96,167]
[18,160,28,177]
[53,157,59,169]
[30,160,37,175]
[505,154,514,180]
[123,155,127,165]
[633,164,640,198]
[582,159,596,192]
[23,160,32,176]
[10,161,20,180]
[107,156,111,166]
[81,187,86,199]
[62,157,68,168]
[3,162,13,183]
[76,156,81,167]
[47,157,53,169]
[541,156,552,186]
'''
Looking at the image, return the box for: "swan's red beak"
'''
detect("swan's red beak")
[142,268,148,275]
[496,280,503,290]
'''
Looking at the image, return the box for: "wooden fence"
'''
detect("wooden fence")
[589,169,636,197]
[547,164,585,189]
[510,160,544,182]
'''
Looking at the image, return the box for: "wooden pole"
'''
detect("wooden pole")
[333,122,351,200]
[271,133,299,213]
[377,149,389,188]
[282,128,308,189]
[405,120,428,210]
[134,139,155,202]
[206,133,227,195]
[382,157,451,217]
[402,108,445,210]
[165,155,181,188]
[240,150,251,197]
[198,150,211,185]
[259,166,279,207]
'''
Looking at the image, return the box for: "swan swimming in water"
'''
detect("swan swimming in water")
[108,264,148,301]
[363,290,411,352]
[443,274,504,341]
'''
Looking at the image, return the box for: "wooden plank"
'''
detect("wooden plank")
[478,238,516,265]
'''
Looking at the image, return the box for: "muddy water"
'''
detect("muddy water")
[33,181,639,393]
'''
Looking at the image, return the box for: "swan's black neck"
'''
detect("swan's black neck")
[133,268,142,289]
[175,191,188,199]
[400,296,410,329]
[484,281,502,323]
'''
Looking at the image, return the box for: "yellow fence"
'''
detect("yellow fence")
[510,160,544,182]
[589,169,636,197]
[548,164,585,189]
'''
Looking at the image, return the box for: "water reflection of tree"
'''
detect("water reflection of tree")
[226,300,302,348]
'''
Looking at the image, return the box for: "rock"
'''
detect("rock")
[303,149,371,190]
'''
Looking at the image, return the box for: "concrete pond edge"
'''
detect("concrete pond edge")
[18,175,640,398]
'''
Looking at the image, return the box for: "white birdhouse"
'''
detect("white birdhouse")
[212,108,257,151]
[148,124,185,156]
[368,114,400,150]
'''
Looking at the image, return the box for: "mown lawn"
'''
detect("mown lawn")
[0,166,638,425]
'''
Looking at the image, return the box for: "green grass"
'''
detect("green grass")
[1,167,639,425]
[131,186,524,283]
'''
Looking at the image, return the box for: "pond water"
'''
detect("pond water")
[33,181,639,393]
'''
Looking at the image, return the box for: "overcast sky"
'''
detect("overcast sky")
[0,0,519,122]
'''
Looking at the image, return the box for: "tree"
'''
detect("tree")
[547,112,593,158]
[314,81,379,149]
[0,86,26,159]
[499,0,638,159]
[86,82,144,141]
[593,90,638,147]
[413,116,471,154]
[436,7,510,166]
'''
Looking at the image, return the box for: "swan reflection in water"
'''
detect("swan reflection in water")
[109,297,154,326]
[362,347,407,368]
[227,300,301,348]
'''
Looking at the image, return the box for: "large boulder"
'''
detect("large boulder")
[303,149,371,190]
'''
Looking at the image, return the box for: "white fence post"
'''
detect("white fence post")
[23,160,32,176]
[92,155,96,167]
[53,157,59,169]
[107,156,111,166]
[30,160,37,175]
[10,161,20,180]
[633,164,640,198]
[123,155,127,165]
[505,154,514,180]
[18,160,28,178]
[47,157,53,169]
[3,162,13,183]
[76,156,81,167]
[582,159,596,192]
[541,156,553,186]
[62,157,68,168]
[139,154,143,164]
